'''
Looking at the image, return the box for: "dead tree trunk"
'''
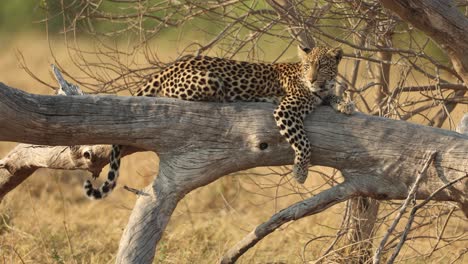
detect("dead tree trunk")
[0,82,467,263]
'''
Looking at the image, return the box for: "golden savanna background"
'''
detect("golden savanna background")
[0,1,467,263]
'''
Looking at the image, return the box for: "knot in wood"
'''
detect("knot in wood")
[259,142,268,150]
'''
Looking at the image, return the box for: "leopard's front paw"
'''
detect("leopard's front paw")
[337,100,355,115]
[292,164,308,184]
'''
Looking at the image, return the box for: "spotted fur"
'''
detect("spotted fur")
[84,46,354,199]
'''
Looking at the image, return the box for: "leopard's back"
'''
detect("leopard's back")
[137,56,295,102]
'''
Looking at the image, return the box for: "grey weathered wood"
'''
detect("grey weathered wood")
[0,144,107,198]
[0,82,467,263]
[0,66,139,201]
[457,114,468,135]
[52,64,84,96]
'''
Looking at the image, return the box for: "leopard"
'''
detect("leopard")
[83,46,355,199]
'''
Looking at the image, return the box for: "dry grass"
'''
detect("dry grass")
[0,35,466,264]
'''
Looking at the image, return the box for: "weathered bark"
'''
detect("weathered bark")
[0,82,467,263]
[116,167,180,263]
[0,66,141,201]
[0,144,102,196]
[0,144,139,201]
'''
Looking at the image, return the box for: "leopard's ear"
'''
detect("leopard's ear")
[327,47,343,63]
[297,45,312,59]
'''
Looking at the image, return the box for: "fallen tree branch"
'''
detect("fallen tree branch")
[0,143,109,200]
[0,82,467,263]
[0,66,139,201]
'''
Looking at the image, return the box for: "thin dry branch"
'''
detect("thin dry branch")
[388,173,468,263]
[220,182,356,264]
[378,0,468,83]
[372,151,436,264]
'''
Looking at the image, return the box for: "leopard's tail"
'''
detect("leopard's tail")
[83,144,121,199]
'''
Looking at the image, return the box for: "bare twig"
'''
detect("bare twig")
[123,185,150,197]
[220,182,356,264]
[372,151,437,264]
[387,173,468,263]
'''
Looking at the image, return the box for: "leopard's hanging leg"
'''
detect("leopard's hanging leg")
[273,94,319,184]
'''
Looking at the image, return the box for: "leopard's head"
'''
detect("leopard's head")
[299,46,343,96]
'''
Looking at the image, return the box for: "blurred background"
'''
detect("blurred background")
[0,1,466,263]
